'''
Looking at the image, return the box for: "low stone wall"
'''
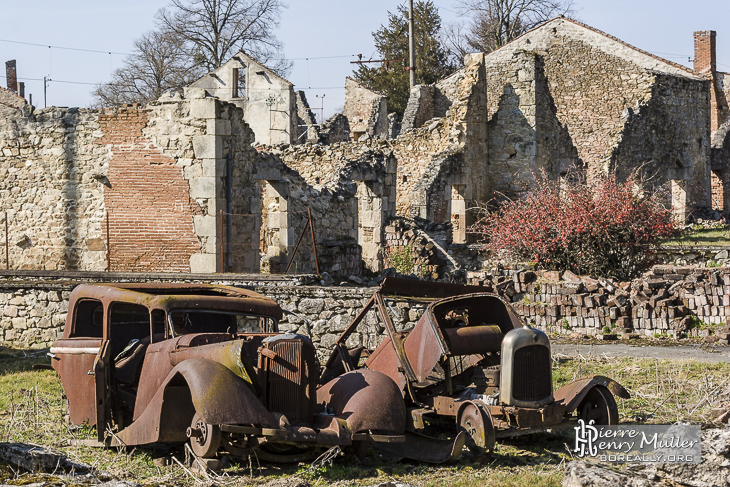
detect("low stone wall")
[3,265,730,352]
[655,246,730,267]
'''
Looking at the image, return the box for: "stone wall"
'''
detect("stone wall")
[100,105,202,272]
[0,87,25,119]
[253,142,397,274]
[4,265,730,352]
[342,78,388,140]
[609,74,712,215]
[0,106,109,270]
[483,17,709,212]
[0,90,263,274]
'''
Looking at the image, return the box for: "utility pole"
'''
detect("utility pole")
[43,76,48,108]
[408,0,416,88]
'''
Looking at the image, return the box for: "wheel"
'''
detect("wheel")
[458,401,495,454]
[187,412,221,458]
[578,386,619,425]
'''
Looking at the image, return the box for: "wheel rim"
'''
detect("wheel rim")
[578,386,619,425]
[458,402,495,453]
[188,412,221,458]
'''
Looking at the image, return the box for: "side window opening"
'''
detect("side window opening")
[151,309,166,342]
[233,66,246,98]
[71,299,104,338]
[109,303,150,358]
[168,310,277,336]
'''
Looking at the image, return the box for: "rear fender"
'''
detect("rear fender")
[117,358,275,446]
[554,375,630,413]
[317,369,406,434]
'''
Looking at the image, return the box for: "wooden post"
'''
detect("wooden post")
[308,207,320,277]
[4,211,8,270]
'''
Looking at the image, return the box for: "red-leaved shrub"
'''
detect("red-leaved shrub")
[471,174,677,280]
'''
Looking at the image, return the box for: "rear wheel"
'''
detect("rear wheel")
[578,386,619,425]
[187,412,221,458]
[458,401,495,455]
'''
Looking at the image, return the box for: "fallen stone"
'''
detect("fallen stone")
[563,427,730,487]
[0,442,93,474]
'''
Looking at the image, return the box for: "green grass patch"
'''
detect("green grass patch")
[663,225,730,247]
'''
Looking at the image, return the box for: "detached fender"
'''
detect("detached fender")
[554,375,630,413]
[317,369,406,434]
[118,358,275,446]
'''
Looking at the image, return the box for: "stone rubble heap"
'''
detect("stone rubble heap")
[467,265,730,340]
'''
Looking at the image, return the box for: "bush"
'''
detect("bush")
[472,173,677,280]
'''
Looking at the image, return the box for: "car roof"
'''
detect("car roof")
[68,283,283,320]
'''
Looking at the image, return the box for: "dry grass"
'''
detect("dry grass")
[552,354,730,424]
[1,348,728,486]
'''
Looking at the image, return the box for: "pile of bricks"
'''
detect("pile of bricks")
[467,265,730,341]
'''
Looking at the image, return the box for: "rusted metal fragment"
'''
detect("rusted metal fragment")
[378,430,466,463]
[118,358,274,446]
[317,369,407,435]
[554,375,630,413]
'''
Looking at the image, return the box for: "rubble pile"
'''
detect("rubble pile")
[467,265,730,340]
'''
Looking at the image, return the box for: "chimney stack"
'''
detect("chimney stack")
[5,59,18,93]
[18,81,25,98]
[694,31,716,75]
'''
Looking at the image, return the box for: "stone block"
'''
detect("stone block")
[193,215,217,237]
[189,253,217,273]
[190,98,220,119]
[193,135,222,159]
[189,177,217,199]
[207,119,231,136]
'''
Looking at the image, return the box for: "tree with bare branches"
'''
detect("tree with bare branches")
[93,30,202,107]
[94,0,289,106]
[456,0,574,55]
[157,0,290,73]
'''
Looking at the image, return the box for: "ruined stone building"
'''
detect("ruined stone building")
[189,51,319,145]
[0,18,723,277]
[696,31,730,214]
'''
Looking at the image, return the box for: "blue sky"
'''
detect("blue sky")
[1,1,728,116]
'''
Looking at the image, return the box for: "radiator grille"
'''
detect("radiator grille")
[263,339,316,424]
[511,345,551,402]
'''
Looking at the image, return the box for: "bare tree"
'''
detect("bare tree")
[157,0,291,75]
[93,30,203,107]
[457,0,574,54]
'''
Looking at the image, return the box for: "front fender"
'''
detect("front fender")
[554,375,630,413]
[117,358,275,446]
[317,369,406,434]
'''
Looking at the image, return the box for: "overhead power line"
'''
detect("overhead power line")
[0,74,99,86]
[0,38,129,56]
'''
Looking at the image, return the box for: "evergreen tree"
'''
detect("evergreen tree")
[353,1,454,118]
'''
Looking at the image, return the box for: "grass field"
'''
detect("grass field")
[1,347,728,486]
[662,224,730,247]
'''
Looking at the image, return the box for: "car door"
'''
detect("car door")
[50,298,106,426]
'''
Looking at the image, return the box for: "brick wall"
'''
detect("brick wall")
[98,105,202,272]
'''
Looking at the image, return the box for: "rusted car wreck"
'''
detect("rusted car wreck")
[321,278,629,460]
[50,279,628,464]
[50,283,406,461]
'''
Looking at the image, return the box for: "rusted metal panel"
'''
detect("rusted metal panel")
[379,277,494,300]
[317,369,407,435]
[260,337,317,424]
[51,338,103,426]
[554,375,630,413]
[118,358,275,446]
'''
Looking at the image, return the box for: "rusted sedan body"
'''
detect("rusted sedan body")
[50,283,405,461]
[321,278,629,461]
